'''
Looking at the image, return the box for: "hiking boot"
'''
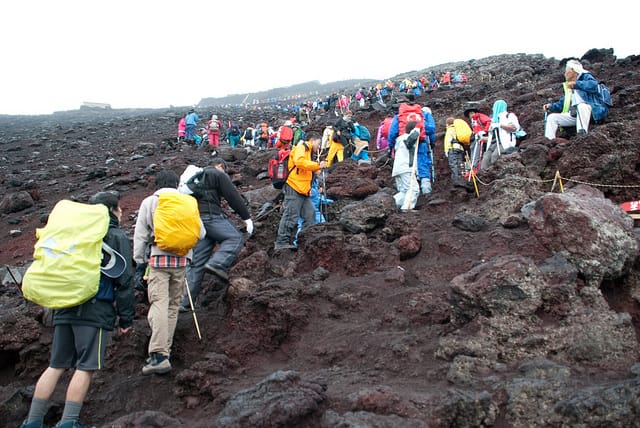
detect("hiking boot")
[142,353,172,375]
[204,264,229,281]
[178,305,191,313]
[577,129,588,135]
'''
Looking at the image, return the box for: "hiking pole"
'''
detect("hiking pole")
[320,168,328,221]
[493,127,502,157]
[480,130,493,170]
[427,136,435,184]
[465,153,480,198]
[577,105,586,133]
[429,148,435,184]
[316,149,328,221]
[468,142,478,182]
[5,266,23,295]
[183,277,202,341]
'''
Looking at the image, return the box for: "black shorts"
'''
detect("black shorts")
[50,324,108,371]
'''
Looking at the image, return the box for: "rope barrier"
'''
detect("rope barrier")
[370,143,640,197]
[465,168,640,197]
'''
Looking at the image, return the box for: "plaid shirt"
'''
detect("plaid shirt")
[149,254,189,269]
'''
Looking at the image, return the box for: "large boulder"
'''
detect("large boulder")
[528,185,637,286]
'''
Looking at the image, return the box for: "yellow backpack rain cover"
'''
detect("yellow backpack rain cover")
[153,193,200,256]
[22,200,109,309]
[453,118,473,144]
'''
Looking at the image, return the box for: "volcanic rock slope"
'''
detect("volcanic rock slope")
[1,49,640,427]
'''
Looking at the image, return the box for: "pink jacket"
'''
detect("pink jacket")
[178,118,186,136]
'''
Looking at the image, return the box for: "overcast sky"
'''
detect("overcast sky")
[1,0,635,115]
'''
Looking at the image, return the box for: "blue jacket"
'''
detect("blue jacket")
[550,72,609,122]
[417,112,436,179]
[185,112,199,126]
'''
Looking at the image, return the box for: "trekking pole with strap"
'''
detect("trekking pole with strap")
[427,136,435,184]
[320,169,329,221]
[403,131,421,210]
[469,133,482,176]
[184,277,202,341]
[479,129,493,172]
[493,126,502,157]
[317,147,328,221]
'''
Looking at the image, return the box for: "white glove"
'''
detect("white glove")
[244,219,254,236]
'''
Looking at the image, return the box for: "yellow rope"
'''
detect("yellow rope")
[464,169,640,196]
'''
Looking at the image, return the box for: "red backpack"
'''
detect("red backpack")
[279,125,293,142]
[397,103,425,140]
[380,117,393,139]
[268,149,293,189]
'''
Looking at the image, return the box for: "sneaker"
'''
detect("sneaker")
[204,264,229,281]
[274,244,297,251]
[577,129,588,135]
[178,305,191,313]
[142,354,172,375]
[20,421,44,428]
[54,421,87,428]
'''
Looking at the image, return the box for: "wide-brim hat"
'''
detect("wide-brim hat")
[463,101,483,117]
[101,242,127,278]
[463,108,477,117]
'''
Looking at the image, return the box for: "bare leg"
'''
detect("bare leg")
[65,369,93,402]
[33,367,66,400]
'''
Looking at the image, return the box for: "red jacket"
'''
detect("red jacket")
[469,112,491,134]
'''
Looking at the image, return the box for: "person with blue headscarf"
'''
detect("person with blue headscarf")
[480,99,520,170]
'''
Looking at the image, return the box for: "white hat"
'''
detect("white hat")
[284,120,292,126]
[565,59,585,74]
[100,242,127,278]
[212,114,218,120]
[422,107,432,114]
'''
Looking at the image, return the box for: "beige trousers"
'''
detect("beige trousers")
[147,266,185,357]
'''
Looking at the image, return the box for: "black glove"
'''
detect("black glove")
[406,133,418,151]
[135,262,148,292]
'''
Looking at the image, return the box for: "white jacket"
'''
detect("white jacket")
[493,111,520,150]
[392,132,418,177]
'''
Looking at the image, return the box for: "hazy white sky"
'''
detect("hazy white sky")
[1,0,635,115]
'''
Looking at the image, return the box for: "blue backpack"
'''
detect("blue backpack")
[597,82,613,107]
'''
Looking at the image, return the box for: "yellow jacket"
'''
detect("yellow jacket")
[286,141,321,196]
[444,124,457,154]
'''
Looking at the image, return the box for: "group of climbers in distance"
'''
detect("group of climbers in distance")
[177,113,309,152]
[177,59,610,212]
